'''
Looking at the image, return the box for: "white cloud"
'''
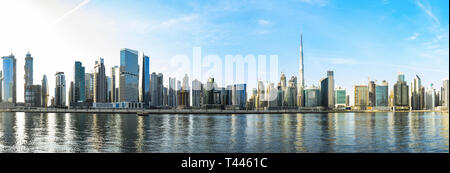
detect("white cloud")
[257,19,270,25]
[407,33,419,40]
[416,0,440,27]
[53,0,91,26]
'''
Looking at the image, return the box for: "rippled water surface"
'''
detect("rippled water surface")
[0,112,448,153]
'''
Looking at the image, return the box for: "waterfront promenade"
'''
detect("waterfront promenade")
[1,108,447,114]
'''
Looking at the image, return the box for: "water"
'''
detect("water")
[0,112,448,153]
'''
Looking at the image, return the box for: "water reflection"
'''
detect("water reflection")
[0,112,448,153]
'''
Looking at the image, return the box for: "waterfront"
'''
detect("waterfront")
[0,112,448,153]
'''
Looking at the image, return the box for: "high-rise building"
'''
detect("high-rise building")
[168,77,177,107]
[354,85,369,110]
[280,73,286,106]
[368,81,376,107]
[335,87,346,107]
[69,81,74,104]
[140,55,150,105]
[411,75,422,110]
[327,71,335,109]
[85,73,94,102]
[55,72,66,107]
[150,72,164,107]
[424,84,436,110]
[41,75,48,107]
[110,66,120,102]
[234,84,247,109]
[25,85,41,107]
[394,73,409,108]
[1,54,16,103]
[119,48,139,102]
[256,81,266,109]
[297,34,305,107]
[0,71,2,102]
[24,52,33,105]
[94,58,107,103]
[319,77,328,107]
[204,77,216,105]
[73,61,85,102]
[442,79,449,108]
[192,79,202,108]
[305,85,320,107]
[178,74,190,108]
[106,76,111,102]
[284,76,297,107]
[376,80,388,107]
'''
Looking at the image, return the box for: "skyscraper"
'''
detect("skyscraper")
[110,66,120,102]
[424,84,436,110]
[442,79,449,108]
[327,71,335,109]
[140,54,150,105]
[150,72,163,107]
[0,71,2,102]
[55,72,66,107]
[375,80,388,107]
[1,54,16,103]
[368,81,376,107]
[168,77,177,107]
[234,84,247,109]
[354,85,369,110]
[94,58,107,103]
[119,48,139,102]
[305,85,320,107]
[178,74,190,108]
[298,34,305,108]
[393,73,409,108]
[41,75,48,107]
[24,52,33,104]
[411,75,422,110]
[73,61,85,102]
[335,87,346,107]
[85,73,94,102]
[192,79,202,108]
[319,77,328,107]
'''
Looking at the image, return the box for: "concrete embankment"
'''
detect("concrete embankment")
[1,108,447,114]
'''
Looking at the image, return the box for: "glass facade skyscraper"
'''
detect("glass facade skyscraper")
[376,80,388,107]
[140,55,150,105]
[74,61,85,102]
[2,54,16,103]
[335,87,346,106]
[55,72,66,107]
[119,48,139,102]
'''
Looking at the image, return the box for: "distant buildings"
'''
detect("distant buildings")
[442,79,449,109]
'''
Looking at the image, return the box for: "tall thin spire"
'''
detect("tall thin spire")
[297,33,305,107]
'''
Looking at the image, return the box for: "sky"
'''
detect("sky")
[0,0,448,104]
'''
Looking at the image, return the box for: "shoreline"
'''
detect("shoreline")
[1,108,448,115]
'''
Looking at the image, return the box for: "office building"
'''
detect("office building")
[119,48,139,102]
[411,75,422,110]
[168,77,177,107]
[140,55,150,105]
[335,87,346,107]
[1,54,16,103]
[354,85,369,110]
[192,79,203,108]
[110,66,120,102]
[376,80,389,107]
[24,52,33,105]
[393,73,409,108]
[305,85,320,107]
[368,81,376,107]
[85,73,94,102]
[41,75,48,107]
[94,58,107,103]
[55,72,66,107]
[73,61,85,102]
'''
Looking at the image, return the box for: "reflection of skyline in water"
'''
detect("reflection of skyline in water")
[0,112,448,153]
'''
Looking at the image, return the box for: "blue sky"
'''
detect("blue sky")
[0,0,448,103]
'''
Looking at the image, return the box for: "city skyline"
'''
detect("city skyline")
[0,0,449,104]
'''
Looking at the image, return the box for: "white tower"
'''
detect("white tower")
[297,33,305,107]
